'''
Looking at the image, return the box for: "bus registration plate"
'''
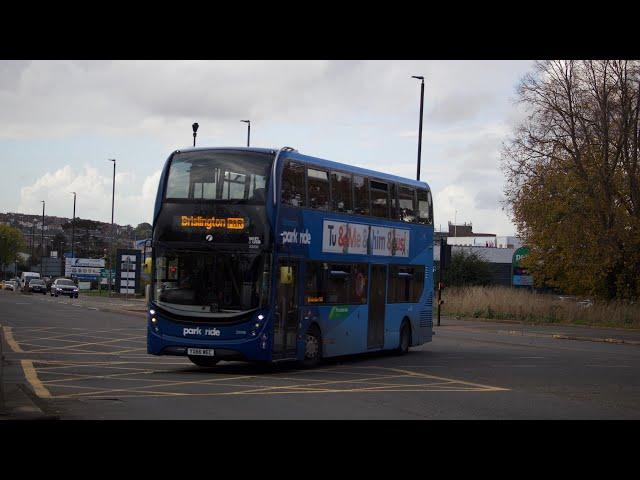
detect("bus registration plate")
[187,348,215,357]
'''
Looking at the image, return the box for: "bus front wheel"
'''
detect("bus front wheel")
[188,356,220,368]
[301,326,322,369]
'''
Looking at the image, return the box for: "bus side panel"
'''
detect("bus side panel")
[383,303,417,350]
[302,304,370,358]
[416,264,434,345]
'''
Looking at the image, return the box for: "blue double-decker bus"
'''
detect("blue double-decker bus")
[147,146,434,368]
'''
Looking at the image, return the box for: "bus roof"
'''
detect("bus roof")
[283,150,430,191]
[174,146,277,156]
[171,146,431,190]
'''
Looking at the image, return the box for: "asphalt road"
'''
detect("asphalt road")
[1,290,639,419]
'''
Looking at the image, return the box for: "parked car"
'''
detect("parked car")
[20,272,41,289]
[28,278,47,294]
[50,278,79,298]
[4,280,19,291]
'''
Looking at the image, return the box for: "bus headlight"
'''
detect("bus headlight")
[258,314,264,320]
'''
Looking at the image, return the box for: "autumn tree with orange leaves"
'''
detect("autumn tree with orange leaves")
[503,60,640,301]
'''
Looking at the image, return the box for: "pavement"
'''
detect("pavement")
[1,289,639,419]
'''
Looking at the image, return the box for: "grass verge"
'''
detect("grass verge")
[442,286,640,329]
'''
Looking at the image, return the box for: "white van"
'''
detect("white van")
[20,272,41,288]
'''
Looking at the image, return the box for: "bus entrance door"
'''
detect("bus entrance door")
[273,260,299,358]
[368,264,386,349]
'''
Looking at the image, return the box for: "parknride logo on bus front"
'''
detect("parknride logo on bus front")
[183,327,221,337]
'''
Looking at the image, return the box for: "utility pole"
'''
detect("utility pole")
[70,192,76,259]
[241,120,251,147]
[437,237,447,327]
[411,76,425,181]
[30,223,34,265]
[40,201,45,276]
[108,159,116,296]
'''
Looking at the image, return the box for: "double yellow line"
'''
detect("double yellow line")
[2,325,51,398]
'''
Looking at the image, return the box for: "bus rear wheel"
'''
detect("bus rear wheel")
[301,326,322,369]
[397,321,411,355]
[188,356,220,367]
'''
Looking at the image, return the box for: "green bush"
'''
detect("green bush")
[444,251,491,287]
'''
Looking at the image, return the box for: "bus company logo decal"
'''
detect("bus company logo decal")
[179,215,245,230]
[328,306,349,320]
[281,228,311,245]
[322,220,409,257]
[183,327,221,337]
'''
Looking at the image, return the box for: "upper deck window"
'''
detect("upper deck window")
[165,151,272,203]
[331,172,353,214]
[398,186,416,223]
[282,161,306,207]
[353,176,370,215]
[417,188,433,225]
[370,180,389,218]
[307,168,330,210]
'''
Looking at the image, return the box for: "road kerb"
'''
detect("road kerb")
[551,334,640,346]
[493,329,640,346]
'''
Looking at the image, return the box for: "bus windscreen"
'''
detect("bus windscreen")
[165,151,272,203]
[153,248,270,318]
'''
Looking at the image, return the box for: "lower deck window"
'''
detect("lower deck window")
[304,262,368,305]
[388,265,425,303]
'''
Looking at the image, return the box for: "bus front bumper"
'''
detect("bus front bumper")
[147,327,271,363]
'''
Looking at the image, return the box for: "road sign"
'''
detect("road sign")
[512,246,533,287]
[100,269,115,278]
[65,258,105,279]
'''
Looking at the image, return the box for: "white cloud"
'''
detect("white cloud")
[18,165,161,226]
[1,60,535,235]
[434,184,513,235]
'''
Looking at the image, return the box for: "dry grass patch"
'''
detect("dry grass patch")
[442,286,640,329]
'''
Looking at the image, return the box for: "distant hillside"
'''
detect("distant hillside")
[0,211,151,260]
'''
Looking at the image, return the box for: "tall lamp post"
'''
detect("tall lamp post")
[40,200,45,276]
[30,223,35,266]
[192,122,199,147]
[108,159,116,296]
[241,120,251,147]
[411,75,425,181]
[70,192,76,259]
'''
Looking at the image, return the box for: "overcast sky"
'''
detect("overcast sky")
[0,60,533,234]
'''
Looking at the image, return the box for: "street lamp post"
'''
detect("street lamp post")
[30,223,35,266]
[70,192,76,259]
[411,75,425,181]
[192,123,199,147]
[40,201,45,276]
[108,159,116,296]
[241,120,251,147]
